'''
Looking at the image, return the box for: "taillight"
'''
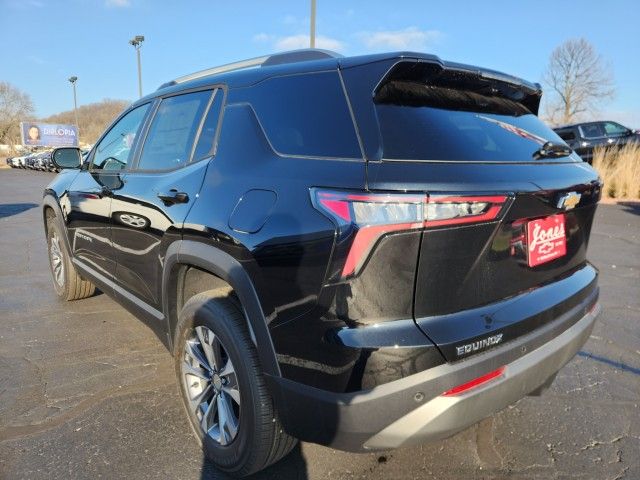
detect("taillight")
[425,195,508,227]
[313,190,424,277]
[312,189,508,278]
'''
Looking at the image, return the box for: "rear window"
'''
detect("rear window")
[375,81,573,162]
[246,71,361,159]
[603,121,628,136]
[580,124,605,139]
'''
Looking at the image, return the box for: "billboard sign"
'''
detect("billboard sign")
[20,122,79,147]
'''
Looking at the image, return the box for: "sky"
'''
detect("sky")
[1,0,639,126]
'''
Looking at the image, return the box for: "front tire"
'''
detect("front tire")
[174,291,297,477]
[46,215,95,301]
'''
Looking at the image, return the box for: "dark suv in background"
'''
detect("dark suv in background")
[554,120,639,163]
[43,49,601,477]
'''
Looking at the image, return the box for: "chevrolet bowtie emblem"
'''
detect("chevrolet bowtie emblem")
[557,192,581,210]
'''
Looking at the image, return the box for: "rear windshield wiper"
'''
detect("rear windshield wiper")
[533,141,572,159]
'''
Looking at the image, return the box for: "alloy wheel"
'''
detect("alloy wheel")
[181,325,241,445]
[49,233,65,287]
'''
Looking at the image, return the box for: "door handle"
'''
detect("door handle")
[157,189,189,205]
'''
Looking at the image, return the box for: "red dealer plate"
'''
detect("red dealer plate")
[526,214,567,267]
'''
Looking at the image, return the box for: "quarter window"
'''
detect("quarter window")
[137,90,212,171]
[92,103,150,171]
[246,71,361,159]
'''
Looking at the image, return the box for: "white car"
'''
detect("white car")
[12,154,28,168]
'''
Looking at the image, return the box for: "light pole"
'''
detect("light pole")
[129,35,145,98]
[68,76,79,131]
[310,0,316,48]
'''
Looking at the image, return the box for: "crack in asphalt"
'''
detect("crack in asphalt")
[474,417,505,470]
[578,351,640,375]
[0,379,174,442]
[581,435,625,451]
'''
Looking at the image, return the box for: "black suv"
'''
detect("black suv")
[554,120,640,163]
[43,50,601,477]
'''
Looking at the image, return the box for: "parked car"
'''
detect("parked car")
[43,49,602,477]
[19,155,29,168]
[27,153,38,170]
[36,150,53,171]
[40,151,49,171]
[14,153,27,168]
[10,155,22,168]
[554,120,640,163]
[19,151,51,171]
[34,152,46,171]
[44,151,58,172]
[5,157,13,167]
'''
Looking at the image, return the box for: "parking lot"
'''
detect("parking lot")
[0,168,638,480]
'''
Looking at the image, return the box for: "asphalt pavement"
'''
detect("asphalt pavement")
[0,169,638,480]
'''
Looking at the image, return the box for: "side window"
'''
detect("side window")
[137,90,212,171]
[603,122,628,136]
[92,103,150,171]
[579,124,604,139]
[557,129,576,141]
[246,71,361,158]
[191,88,224,161]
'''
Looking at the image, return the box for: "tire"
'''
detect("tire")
[174,291,297,477]
[46,214,96,301]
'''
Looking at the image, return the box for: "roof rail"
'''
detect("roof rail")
[262,48,342,66]
[158,49,341,90]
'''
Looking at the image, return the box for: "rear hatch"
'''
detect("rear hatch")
[340,55,601,361]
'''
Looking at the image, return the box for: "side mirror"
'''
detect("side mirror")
[52,147,82,169]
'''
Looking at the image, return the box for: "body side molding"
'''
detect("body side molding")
[73,258,164,321]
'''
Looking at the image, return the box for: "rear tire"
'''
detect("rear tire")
[174,291,297,477]
[46,215,96,301]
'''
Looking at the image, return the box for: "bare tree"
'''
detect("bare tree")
[41,99,129,145]
[0,82,35,149]
[543,38,614,125]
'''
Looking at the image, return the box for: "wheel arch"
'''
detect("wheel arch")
[163,240,281,377]
[42,194,73,255]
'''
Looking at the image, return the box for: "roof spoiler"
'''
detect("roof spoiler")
[369,56,542,115]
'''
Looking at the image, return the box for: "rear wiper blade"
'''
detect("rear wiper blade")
[533,141,572,159]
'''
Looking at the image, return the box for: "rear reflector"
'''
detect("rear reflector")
[442,366,506,397]
[312,189,509,277]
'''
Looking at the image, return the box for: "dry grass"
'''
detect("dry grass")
[591,142,640,200]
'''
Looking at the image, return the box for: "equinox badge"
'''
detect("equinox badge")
[456,333,504,357]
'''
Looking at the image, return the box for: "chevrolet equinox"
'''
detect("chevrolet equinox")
[43,49,601,477]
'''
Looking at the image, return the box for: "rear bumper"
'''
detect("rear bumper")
[365,301,599,449]
[266,290,599,452]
